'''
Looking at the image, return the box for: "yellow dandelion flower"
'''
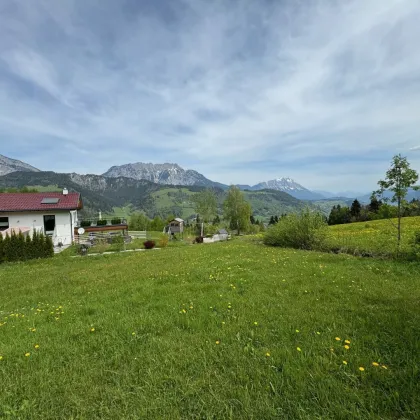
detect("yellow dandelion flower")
[330,348,334,352]
[344,340,351,344]
[295,329,300,333]
[296,347,302,352]
[90,327,95,332]
[131,332,136,336]
[316,332,321,335]
[0,356,3,361]
[34,344,40,349]
[359,367,365,372]
[265,352,271,357]
[344,345,350,350]
[372,362,379,367]
[342,360,348,365]
[381,365,388,370]
[25,352,31,357]
[254,322,258,326]
[222,321,225,325]
[335,337,341,341]
[215,340,220,345]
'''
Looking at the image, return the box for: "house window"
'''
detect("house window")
[0,217,9,231]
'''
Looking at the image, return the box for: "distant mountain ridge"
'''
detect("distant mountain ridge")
[103,162,226,189]
[237,178,325,200]
[0,154,40,176]
[0,171,310,220]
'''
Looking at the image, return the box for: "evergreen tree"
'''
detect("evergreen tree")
[45,234,54,258]
[369,196,382,213]
[3,233,11,262]
[0,233,4,264]
[274,215,279,224]
[25,234,32,260]
[213,215,221,225]
[350,199,362,219]
[17,231,26,261]
[268,216,275,225]
[250,215,256,225]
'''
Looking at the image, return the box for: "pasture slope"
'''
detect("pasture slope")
[1,238,419,419]
[328,216,420,257]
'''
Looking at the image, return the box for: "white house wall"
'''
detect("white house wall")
[1,211,76,246]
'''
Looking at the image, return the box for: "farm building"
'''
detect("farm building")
[0,189,83,246]
[213,229,229,241]
[167,218,184,234]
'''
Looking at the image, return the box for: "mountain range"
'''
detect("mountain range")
[0,154,352,200]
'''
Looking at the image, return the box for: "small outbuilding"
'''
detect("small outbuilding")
[167,218,184,234]
[212,229,230,242]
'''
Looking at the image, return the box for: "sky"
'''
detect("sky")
[1,0,420,192]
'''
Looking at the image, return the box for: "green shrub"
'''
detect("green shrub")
[158,234,169,248]
[263,208,328,250]
[111,235,124,245]
[410,231,420,259]
[80,220,91,227]
[111,217,122,225]
[0,233,3,263]
[96,219,108,226]
[0,230,54,264]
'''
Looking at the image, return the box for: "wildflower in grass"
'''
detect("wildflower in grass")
[344,340,351,344]
[344,345,350,350]
[297,347,302,352]
[265,352,271,357]
[34,344,40,349]
[335,337,341,341]
[316,332,321,335]
[30,328,36,332]
[90,327,95,332]
[25,352,31,357]
[0,356,3,361]
[381,365,388,369]
[131,332,136,336]
[254,322,258,326]
[342,360,348,365]
[222,321,225,325]
[372,362,379,367]
[295,329,300,333]
[215,340,220,345]
[359,367,365,372]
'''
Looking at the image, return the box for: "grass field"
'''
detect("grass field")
[328,216,420,257]
[1,239,419,419]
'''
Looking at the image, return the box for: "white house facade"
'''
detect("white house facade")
[0,191,82,246]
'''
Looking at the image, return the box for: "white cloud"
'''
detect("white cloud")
[0,0,420,190]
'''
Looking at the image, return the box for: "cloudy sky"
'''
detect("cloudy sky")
[1,0,420,192]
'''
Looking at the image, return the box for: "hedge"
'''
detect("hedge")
[0,230,54,263]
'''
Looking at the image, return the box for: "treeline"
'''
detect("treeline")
[328,197,420,225]
[0,231,54,263]
[0,186,39,193]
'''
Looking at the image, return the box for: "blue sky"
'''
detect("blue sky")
[1,0,420,192]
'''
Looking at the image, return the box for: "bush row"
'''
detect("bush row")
[0,231,54,263]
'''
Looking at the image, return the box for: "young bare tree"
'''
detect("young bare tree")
[193,189,218,223]
[373,154,419,248]
[223,186,252,235]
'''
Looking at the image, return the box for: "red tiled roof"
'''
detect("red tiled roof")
[0,192,82,212]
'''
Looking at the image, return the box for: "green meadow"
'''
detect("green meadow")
[1,238,419,419]
[328,216,420,257]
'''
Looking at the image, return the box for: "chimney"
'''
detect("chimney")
[63,188,69,196]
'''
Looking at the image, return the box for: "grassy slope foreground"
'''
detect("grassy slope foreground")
[1,241,419,419]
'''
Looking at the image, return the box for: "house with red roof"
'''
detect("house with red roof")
[0,189,83,246]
